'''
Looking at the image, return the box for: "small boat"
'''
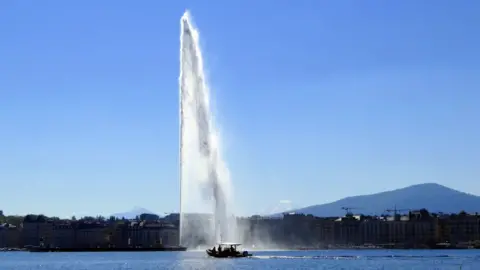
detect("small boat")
[206,242,252,258]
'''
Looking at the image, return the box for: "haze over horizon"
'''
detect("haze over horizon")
[1,1,479,218]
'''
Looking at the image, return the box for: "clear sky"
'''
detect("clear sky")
[1,1,479,218]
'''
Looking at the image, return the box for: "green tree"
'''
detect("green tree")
[5,215,24,226]
[419,208,430,219]
[0,211,5,223]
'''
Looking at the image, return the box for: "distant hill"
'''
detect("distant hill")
[111,207,158,219]
[282,183,480,217]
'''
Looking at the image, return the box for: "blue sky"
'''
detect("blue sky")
[1,1,479,217]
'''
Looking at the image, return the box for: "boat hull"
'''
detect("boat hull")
[206,249,252,258]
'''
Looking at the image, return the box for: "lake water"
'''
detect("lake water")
[1,250,479,269]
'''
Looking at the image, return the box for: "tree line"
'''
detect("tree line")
[0,211,162,226]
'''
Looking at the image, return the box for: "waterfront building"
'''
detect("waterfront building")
[0,223,20,248]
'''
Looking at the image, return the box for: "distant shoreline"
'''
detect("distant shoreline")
[24,246,187,252]
[0,248,25,252]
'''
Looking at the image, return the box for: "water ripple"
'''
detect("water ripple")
[0,251,479,270]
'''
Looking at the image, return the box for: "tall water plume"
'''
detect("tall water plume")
[179,10,236,248]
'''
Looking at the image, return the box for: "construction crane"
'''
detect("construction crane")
[385,206,410,217]
[385,206,410,222]
[341,207,359,216]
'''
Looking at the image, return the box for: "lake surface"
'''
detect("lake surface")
[1,250,479,269]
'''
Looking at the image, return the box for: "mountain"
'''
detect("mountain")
[111,207,158,219]
[285,183,480,217]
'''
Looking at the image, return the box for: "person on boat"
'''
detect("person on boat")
[230,245,235,254]
[211,246,216,254]
[218,245,222,254]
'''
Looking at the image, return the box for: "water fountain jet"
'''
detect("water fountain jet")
[178,10,237,248]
